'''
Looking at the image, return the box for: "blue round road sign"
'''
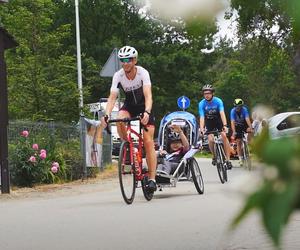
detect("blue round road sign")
[177,96,190,110]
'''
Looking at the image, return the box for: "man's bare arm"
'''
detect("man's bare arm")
[105,91,118,116]
[143,85,153,113]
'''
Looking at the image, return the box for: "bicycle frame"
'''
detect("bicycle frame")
[125,121,145,181]
[109,117,147,181]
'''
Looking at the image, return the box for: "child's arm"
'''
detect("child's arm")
[173,125,190,151]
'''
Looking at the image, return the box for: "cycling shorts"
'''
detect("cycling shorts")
[235,124,248,139]
[205,118,223,133]
[120,104,155,126]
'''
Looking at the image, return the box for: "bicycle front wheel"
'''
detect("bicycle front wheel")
[189,158,204,194]
[215,144,227,184]
[243,141,252,171]
[118,141,136,204]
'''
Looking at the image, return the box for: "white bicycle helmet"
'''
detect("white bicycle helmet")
[202,84,215,93]
[118,46,138,59]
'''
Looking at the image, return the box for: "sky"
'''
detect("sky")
[215,6,238,44]
[139,0,238,49]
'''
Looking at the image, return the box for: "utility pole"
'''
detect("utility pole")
[74,0,87,179]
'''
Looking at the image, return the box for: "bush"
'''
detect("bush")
[55,139,83,181]
[9,130,65,187]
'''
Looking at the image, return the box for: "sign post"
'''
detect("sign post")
[177,96,190,111]
[100,48,121,77]
[0,26,18,194]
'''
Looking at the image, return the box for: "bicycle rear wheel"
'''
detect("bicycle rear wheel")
[141,176,154,201]
[189,158,204,194]
[215,144,227,184]
[118,141,136,204]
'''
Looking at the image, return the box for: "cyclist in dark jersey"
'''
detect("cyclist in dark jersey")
[101,46,157,192]
[198,84,232,169]
[230,98,253,166]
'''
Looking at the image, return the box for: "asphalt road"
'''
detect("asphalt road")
[0,158,299,250]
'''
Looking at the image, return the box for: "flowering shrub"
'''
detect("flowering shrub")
[9,130,66,187]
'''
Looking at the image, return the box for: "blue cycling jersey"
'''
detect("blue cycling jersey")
[230,106,249,126]
[198,97,224,120]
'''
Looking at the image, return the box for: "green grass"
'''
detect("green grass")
[195,151,212,158]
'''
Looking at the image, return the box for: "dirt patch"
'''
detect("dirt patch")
[0,165,118,201]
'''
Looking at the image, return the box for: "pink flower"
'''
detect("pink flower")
[51,166,58,174]
[32,144,39,150]
[29,156,36,163]
[52,162,59,169]
[40,149,47,154]
[21,130,29,137]
[39,152,47,160]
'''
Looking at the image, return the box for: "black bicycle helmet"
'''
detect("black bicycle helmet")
[202,84,215,93]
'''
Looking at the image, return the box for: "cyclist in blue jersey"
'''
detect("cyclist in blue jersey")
[198,84,232,169]
[230,98,253,166]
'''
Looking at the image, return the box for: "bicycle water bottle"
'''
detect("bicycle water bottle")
[133,147,141,175]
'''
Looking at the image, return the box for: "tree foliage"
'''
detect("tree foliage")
[1,0,299,122]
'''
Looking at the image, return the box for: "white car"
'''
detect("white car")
[268,112,300,139]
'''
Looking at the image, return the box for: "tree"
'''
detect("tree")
[230,0,300,80]
[0,0,80,122]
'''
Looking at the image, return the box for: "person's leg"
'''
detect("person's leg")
[143,126,157,180]
[236,138,243,166]
[116,110,131,141]
[221,132,230,160]
[207,134,216,165]
[236,138,242,157]
[221,132,233,169]
[143,125,157,192]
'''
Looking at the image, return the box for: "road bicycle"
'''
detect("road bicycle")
[108,116,153,204]
[205,130,228,184]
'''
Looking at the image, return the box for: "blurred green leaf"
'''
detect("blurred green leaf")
[232,184,269,227]
[262,138,298,178]
[262,181,299,245]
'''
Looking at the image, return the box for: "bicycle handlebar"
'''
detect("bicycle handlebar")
[105,115,148,134]
[204,130,222,136]
[108,116,140,123]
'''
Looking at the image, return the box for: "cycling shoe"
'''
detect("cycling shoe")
[226,161,233,170]
[147,180,157,192]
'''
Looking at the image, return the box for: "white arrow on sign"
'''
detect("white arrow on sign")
[181,97,187,109]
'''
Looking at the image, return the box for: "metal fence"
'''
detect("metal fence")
[8,120,79,143]
[8,120,112,172]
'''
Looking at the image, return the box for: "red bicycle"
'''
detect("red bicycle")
[108,116,153,204]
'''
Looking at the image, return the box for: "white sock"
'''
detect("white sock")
[239,156,242,161]
[149,179,156,183]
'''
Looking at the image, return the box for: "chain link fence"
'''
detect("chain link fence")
[8,120,79,144]
[8,120,112,180]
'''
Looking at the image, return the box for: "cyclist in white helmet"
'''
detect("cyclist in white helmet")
[198,84,233,169]
[101,45,157,192]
